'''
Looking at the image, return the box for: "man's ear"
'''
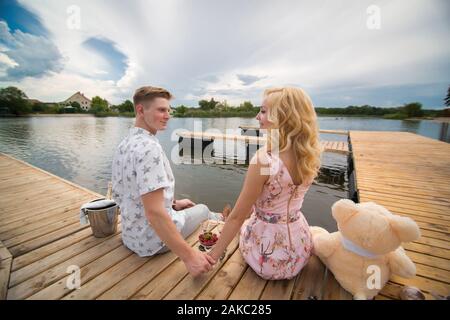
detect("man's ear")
[135,103,144,116]
[332,199,358,224]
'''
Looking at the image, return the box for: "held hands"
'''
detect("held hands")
[173,199,195,211]
[183,249,216,277]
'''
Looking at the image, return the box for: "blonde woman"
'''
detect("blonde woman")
[209,87,322,280]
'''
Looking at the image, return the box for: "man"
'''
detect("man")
[111,86,216,277]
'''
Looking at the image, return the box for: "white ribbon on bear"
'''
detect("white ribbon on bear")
[341,236,381,259]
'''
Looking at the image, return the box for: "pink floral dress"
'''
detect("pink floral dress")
[239,152,313,280]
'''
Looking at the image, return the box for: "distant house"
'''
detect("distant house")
[62,92,92,111]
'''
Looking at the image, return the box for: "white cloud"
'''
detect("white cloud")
[1,0,448,107]
[0,21,64,80]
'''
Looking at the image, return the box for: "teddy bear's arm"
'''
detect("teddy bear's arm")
[388,247,416,278]
[313,231,339,259]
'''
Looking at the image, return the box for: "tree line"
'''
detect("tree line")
[1,86,449,119]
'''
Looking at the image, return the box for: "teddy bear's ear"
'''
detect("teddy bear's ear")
[389,215,421,243]
[331,199,358,224]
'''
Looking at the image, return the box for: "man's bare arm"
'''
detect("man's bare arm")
[141,189,215,276]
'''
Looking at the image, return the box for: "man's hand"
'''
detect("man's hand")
[182,250,216,277]
[173,199,195,211]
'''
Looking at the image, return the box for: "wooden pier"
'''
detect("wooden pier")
[239,125,349,137]
[176,131,349,164]
[348,131,450,300]
[0,152,350,300]
[0,130,449,300]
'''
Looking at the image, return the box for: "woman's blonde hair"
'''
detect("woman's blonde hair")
[264,87,322,185]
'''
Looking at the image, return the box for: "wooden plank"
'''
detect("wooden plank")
[0,180,67,203]
[131,251,189,300]
[0,201,86,236]
[196,250,248,300]
[260,278,296,300]
[1,209,80,242]
[0,168,37,181]
[0,242,12,300]
[414,263,450,284]
[413,236,450,251]
[61,252,148,300]
[413,228,449,242]
[416,221,450,235]
[359,195,450,216]
[11,227,93,271]
[239,126,349,136]
[356,177,450,194]
[406,251,450,271]
[163,233,240,300]
[1,189,92,217]
[131,224,221,300]
[100,224,209,300]
[0,183,71,204]
[0,174,52,190]
[7,234,124,299]
[390,274,450,297]
[321,269,352,300]
[4,214,80,247]
[379,281,435,300]
[27,245,132,300]
[356,174,450,188]
[358,184,450,200]
[357,172,450,186]
[360,189,450,209]
[9,228,120,286]
[227,267,267,300]
[1,193,93,221]
[403,242,450,260]
[291,255,327,300]
[359,186,450,203]
[8,222,87,257]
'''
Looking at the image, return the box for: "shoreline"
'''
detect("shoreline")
[25,114,95,117]
[1,114,449,122]
[406,117,450,123]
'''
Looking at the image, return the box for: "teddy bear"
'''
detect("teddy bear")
[310,199,421,300]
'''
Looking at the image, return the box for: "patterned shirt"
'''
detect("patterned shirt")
[111,127,185,256]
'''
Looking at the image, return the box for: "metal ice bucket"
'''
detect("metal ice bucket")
[82,198,119,238]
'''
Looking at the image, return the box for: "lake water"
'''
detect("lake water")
[0,115,448,231]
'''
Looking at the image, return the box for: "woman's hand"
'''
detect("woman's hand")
[183,250,216,277]
[173,199,195,211]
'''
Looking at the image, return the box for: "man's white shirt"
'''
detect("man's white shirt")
[112,127,185,256]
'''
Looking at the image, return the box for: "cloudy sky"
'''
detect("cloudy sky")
[0,0,449,108]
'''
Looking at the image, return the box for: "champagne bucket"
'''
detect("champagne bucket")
[81,198,119,238]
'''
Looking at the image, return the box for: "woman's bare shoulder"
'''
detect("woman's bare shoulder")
[250,147,271,166]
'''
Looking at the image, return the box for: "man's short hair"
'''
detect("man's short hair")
[133,86,173,108]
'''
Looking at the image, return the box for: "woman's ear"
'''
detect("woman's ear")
[332,199,358,224]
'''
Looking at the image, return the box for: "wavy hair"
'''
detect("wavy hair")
[264,87,322,185]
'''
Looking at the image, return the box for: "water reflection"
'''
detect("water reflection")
[439,122,449,142]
